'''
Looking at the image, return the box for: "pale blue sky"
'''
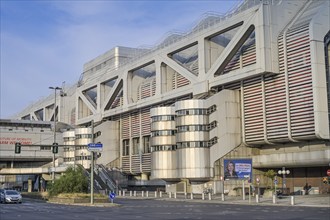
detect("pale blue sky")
[0,0,241,118]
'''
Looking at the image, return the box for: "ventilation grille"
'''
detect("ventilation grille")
[141,153,151,173]
[172,72,190,90]
[122,156,130,173]
[131,111,140,137]
[141,107,151,136]
[265,33,288,142]
[131,155,141,174]
[286,24,315,139]
[138,78,156,101]
[243,77,264,144]
[122,113,130,139]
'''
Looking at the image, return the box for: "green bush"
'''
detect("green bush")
[48,166,88,197]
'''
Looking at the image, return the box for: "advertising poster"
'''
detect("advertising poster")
[224,158,252,180]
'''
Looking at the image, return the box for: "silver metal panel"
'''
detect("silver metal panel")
[176,148,210,179]
[151,136,176,146]
[176,131,209,142]
[176,115,209,126]
[151,151,178,180]
[150,106,175,116]
[75,138,92,145]
[75,127,92,135]
[175,100,205,110]
[62,130,75,138]
[151,121,176,131]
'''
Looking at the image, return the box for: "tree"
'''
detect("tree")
[48,166,88,197]
[263,169,277,190]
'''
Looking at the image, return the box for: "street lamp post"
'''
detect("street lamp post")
[49,86,62,183]
[278,167,290,195]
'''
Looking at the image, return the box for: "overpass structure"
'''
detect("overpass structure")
[7,0,330,194]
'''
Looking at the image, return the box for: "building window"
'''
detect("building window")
[122,139,130,156]
[132,137,140,155]
[40,146,51,150]
[75,134,92,139]
[151,145,177,151]
[151,130,176,136]
[151,115,175,121]
[142,136,150,153]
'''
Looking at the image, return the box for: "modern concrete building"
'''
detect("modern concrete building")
[4,0,330,194]
[0,119,63,190]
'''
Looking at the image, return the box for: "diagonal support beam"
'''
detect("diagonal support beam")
[77,90,97,114]
[159,54,199,84]
[205,13,256,79]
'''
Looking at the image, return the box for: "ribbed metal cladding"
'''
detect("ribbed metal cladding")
[242,22,316,145]
[74,127,92,168]
[150,106,178,180]
[63,130,75,165]
[175,100,211,180]
[75,127,92,145]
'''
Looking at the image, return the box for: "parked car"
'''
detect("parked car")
[0,190,22,204]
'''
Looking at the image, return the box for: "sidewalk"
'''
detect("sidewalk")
[209,194,330,207]
[33,192,329,208]
[117,193,330,208]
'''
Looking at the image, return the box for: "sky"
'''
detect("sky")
[0,0,241,119]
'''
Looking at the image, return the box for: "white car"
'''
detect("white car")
[0,190,22,204]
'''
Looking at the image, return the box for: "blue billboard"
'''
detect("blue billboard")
[224,158,252,180]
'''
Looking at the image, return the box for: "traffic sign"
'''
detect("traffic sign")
[109,192,116,199]
[109,192,116,203]
[274,179,278,185]
[327,169,330,176]
[87,143,103,152]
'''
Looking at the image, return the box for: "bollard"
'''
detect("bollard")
[256,194,259,203]
[174,192,177,199]
[160,191,162,198]
[123,191,126,197]
[208,193,211,200]
[155,191,157,198]
[202,193,205,200]
[134,191,136,197]
[221,193,225,201]
[272,194,276,204]
[242,180,245,201]
[190,193,193,200]
[184,192,187,199]
[291,196,295,205]
[130,191,132,197]
[142,191,144,197]
[169,192,172,198]
[119,190,122,196]
[146,191,149,197]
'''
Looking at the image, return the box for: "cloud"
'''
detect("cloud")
[0,0,241,118]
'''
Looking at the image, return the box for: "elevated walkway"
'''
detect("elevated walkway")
[0,165,69,175]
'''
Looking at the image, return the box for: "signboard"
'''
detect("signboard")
[109,192,116,199]
[109,192,116,203]
[87,143,103,152]
[224,158,252,180]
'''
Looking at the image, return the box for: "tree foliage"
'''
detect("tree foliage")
[48,166,88,197]
[263,169,277,189]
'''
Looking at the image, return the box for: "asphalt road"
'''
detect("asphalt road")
[0,198,329,220]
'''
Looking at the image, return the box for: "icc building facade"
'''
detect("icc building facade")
[2,0,330,194]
